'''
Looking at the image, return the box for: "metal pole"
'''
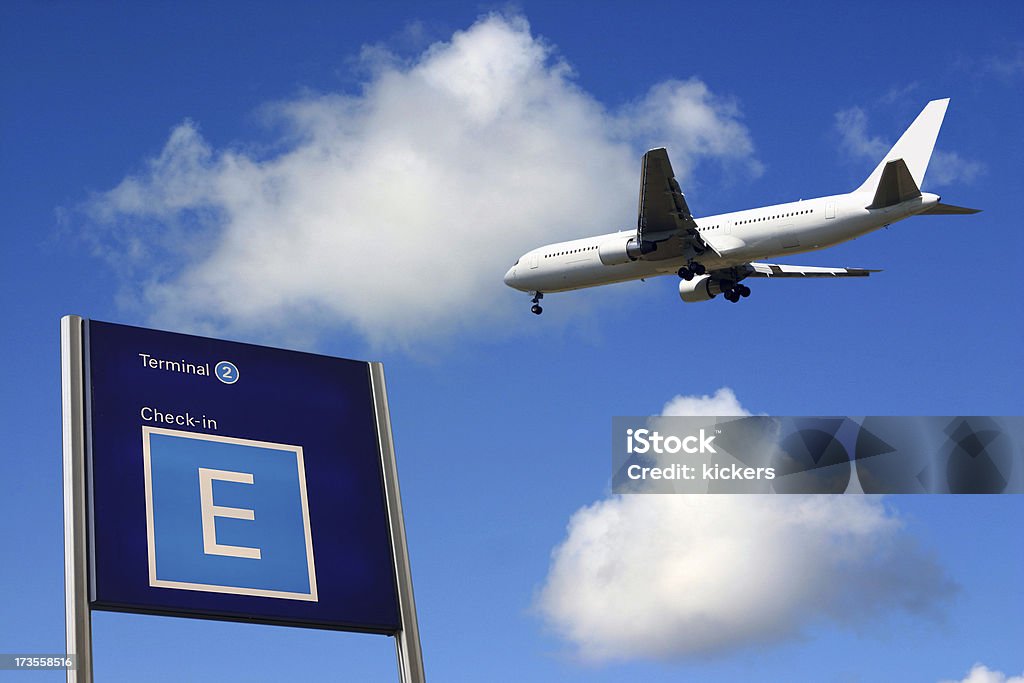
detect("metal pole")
[369,363,425,683]
[61,316,93,683]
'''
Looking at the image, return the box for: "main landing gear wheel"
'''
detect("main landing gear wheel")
[678,262,706,281]
[530,292,544,315]
[724,284,751,303]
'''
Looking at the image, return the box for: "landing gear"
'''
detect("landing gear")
[677,262,706,281]
[723,284,751,303]
[530,292,544,315]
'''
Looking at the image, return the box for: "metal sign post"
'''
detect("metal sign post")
[370,363,425,683]
[60,316,424,682]
[61,315,93,683]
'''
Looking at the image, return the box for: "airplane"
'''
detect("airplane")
[503,98,979,314]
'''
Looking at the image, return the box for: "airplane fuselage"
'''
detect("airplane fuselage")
[504,191,939,293]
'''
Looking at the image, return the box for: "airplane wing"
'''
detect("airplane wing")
[637,148,703,260]
[746,262,880,277]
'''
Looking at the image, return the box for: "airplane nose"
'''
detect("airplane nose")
[503,266,517,287]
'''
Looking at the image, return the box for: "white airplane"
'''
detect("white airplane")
[504,99,979,314]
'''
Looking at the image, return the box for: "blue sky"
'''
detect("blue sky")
[2,2,1022,681]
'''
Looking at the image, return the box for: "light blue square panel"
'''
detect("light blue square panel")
[143,427,317,601]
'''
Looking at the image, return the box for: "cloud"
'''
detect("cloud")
[83,13,760,347]
[941,664,1024,683]
[535,389,954,663]
[619,80,764,180]
[956,47,1024,84]
[929,150,986,186]
[834,103,984,189]
[983,48,1024,80]
[879,82,921,105]
[661,386,750,417]
[835,106,889,162]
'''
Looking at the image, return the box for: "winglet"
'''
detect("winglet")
[855,99,949,194]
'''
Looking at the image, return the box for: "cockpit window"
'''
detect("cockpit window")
[513,258,519,266]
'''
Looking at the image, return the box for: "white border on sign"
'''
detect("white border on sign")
[141,426,318,602]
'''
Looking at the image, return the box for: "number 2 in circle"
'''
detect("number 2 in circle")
[215,361,239,385]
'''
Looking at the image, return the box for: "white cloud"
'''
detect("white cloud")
[619,79,764,180]
[879,82,921,105]
[959,47,1024,83]
[929,150,986,186]
[835,106,890,161]
[834,104,983,189]
[84,13,760,347]
[984,48,1024,80]
[536,389,954,663]
[941,664,1024,683]
[661,386,750,417]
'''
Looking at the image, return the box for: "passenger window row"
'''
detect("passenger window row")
[736,209,813,225]
[545,245,599,258]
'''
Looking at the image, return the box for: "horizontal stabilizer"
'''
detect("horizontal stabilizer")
[920,203,982,215]
[867,159,921,209]
[748,263,879,278]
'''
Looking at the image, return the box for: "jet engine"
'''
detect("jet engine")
[598,236,642,265]
[679,274,724,302]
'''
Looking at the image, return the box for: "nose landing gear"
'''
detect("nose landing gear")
[530,292,544,315]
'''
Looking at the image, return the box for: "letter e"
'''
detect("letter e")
[198,468,262,560]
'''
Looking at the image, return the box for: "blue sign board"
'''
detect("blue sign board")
[84,320,401,632]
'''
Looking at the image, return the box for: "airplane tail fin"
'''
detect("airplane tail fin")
[854,98,949,195]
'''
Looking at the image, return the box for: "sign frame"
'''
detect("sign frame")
[61,315,424,682]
